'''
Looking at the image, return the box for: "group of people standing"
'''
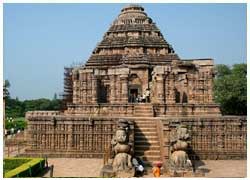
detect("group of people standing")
[129,89,150,103]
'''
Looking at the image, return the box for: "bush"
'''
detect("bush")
[4,158,31,174]
[4,158,45,178]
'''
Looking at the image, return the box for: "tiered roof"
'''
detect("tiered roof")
[84,4,180,68]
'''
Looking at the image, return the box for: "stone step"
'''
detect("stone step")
[135,131,158,136]
[134,132,158,138]
[134,121,155,124]
[135,114,153,117]
[135,108,153,110]
[135,124,156,128]
[134,145,160,151]
[134,140,160,146]
[135,109,152,112]
[135,104,152,107]
[135,136,159,141]
[134,125,156,129]
[134,113,153,116]
[134,112,153,115]
[140,155,162,162]
[134,107,153,112]
[134,127,157,132]
[135,108,152,110]
[135,111,153,114]
[134,114,153,117]
[134,150,160,156]
[135,122,156,126]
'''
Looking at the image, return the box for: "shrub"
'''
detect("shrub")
[4,158,45,178]
[4,158,31,174]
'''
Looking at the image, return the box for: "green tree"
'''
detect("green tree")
[3,80,10,99]
[213,63,247,115]
[53,93,58,100]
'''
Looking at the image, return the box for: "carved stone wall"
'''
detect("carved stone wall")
[24,112,246,160]
[160,116,247,160]
[24,111,118,158]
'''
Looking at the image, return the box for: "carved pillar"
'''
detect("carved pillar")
[120,75,128,103]
[110,75,116,103]
[82,73,87,104]
[91,75,98,104]
[52,126,55,150]
[68,124,73,150]
[80,125,84,150]
[167,73,175,103]
[188,74,195,104]
[157,74,164,103]
[207,72,214,103]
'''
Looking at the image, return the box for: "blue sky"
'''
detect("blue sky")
[3,3,247,100]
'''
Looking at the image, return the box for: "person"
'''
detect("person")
[152,161,162,177]
[142,93,146,103]
[136,94,141,103]
[145,88,150,103]
[132,157,144,177]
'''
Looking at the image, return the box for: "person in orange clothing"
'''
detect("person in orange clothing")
[152,161,162,177]
[152,166,161,177]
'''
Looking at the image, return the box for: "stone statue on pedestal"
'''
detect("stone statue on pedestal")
[100,119,135,178]
[168,125,193,174]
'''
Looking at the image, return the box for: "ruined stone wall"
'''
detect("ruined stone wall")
[160,116,247,160]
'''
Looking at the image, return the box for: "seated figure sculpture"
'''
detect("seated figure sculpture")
[111,119,135,177]
[169,125,192,171]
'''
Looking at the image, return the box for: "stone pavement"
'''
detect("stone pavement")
[43,158,247,178]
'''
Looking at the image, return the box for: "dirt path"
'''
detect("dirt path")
[43,158,247,178]
[44,158,103,177]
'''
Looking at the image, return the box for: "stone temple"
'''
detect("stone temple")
[25,5,246,167]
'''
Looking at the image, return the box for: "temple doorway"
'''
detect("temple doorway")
[128,85,141,103]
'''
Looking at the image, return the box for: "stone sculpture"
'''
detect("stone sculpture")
[169,125,192,171]
[111,119,135,177]
[100,119,134,177]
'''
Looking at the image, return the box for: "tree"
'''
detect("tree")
[53,93,58,100]
[3,80,10,99]
[213,63,247,115]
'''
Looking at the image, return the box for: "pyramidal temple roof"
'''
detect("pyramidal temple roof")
[85,4,180,68]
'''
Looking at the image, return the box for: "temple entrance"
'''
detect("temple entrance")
[129,88,138,103]
[97,80,109,103]
[128,85,141,103]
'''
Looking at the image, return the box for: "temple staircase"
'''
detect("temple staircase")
[134,104,154,117]
[134,117,162,167]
